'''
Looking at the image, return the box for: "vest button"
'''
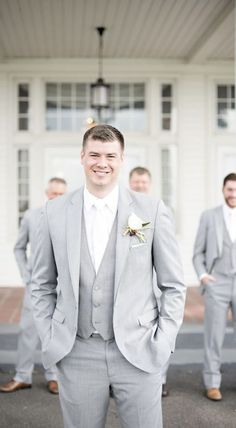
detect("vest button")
[94,302,101,307]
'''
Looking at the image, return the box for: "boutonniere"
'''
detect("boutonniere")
[123,213,150,243]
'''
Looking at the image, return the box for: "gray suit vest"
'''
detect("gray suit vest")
[77,215,117,340]
[213,221,236,276]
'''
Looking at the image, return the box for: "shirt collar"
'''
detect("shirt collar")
[83,186,118,214]
[223,203,236,217]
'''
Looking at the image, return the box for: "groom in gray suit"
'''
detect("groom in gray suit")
[31,125,185,428]
[193,173,236,401]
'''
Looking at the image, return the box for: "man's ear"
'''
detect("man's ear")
[80,150,84,164]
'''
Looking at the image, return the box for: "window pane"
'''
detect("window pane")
[61,115,72,130]
[119,101,130,110]
[18,150,28,162]
[134,83,145,98]
[46,115,58,130]
[46,99,57,112]
[162,117,171,130]
[231,85,235,98]
[162,101,171,114]
[76,84,86,98]
[217,85,227,98]
[217,116,227,128]
[119,84,129,98]
[46,83,57,97]
[162,84,172,98]
[18,200,29,212]
[18,183,29,196]
[18,166,28,179]
[61,83,72,97]
[18,117,28,130]
[75,99,87,110]
[19,101,29,114]
[18,84,29,98]
[134,100,144,109]
[217,102,227,114]
[61,99,72,111]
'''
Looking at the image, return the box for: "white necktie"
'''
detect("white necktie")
[92,201,109,273]
[229,211,236,242]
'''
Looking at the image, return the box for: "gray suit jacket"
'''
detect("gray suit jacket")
[31,186,186,372]
[14,208,41,285]
[192,206,224,279]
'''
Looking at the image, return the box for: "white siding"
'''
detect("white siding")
[0,73,21,285]
[178,76,207,284]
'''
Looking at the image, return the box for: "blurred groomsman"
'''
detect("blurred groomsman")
[0,177,67,394]
[193,173,236,401]
[129,166,170,397]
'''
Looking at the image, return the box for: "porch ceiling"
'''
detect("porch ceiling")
[0,0,234,62]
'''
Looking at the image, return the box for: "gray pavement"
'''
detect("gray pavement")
[1,364,236,428]
[1,322,236,427]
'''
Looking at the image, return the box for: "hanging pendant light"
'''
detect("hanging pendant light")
[90,27,110,112]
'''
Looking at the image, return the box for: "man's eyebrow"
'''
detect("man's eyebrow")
[88,151,118,156]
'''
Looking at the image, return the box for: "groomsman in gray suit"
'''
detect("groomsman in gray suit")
[31,125,186,428]
[0,177,67,394]
[193,173,236,401]
[129,166,170,398]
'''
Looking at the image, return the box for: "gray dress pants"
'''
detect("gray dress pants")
[203,274,236,388]
[57,335,163,428]
[14,285,57,384]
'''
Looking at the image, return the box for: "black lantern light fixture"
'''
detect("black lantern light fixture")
[90,27,110,119]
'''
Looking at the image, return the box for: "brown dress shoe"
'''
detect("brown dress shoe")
[206,388,222,401]
[47,380,59,394]
[0,379,31,393]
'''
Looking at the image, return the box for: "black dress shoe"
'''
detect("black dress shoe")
[162,383,169,397]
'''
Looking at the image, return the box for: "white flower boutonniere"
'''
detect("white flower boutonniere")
[123,213,150,243]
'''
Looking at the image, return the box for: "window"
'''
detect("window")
[17,84,30,130]
[45,82,146,132]
[216,84,235,131]
[45,83,92,131]
[108,83,146,131]
[161,84,173,131]
[17,149,29,225]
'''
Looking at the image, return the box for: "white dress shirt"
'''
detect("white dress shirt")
[83,186,118,272]
[223,203,236,242]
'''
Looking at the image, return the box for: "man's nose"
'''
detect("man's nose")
[97,157,108,167]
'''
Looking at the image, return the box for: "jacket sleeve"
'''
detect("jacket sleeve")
[31,203,57,347]
[192,212,208,279]
[152,200,186,352]
[13,211,31,285]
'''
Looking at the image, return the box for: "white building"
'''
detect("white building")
[0,0,235,286]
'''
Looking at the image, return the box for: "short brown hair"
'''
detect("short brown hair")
[223,173,236,187]
[129,166,151,180]
[82,124,124,150]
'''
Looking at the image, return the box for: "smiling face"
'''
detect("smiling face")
[223,180,236,208]
[81,138,124,197]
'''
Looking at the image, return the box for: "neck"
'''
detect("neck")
[86,184,117,199]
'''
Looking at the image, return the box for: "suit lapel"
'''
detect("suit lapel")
[114,187,134,301]
[67,188,83,303]
[214,206,224,255]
